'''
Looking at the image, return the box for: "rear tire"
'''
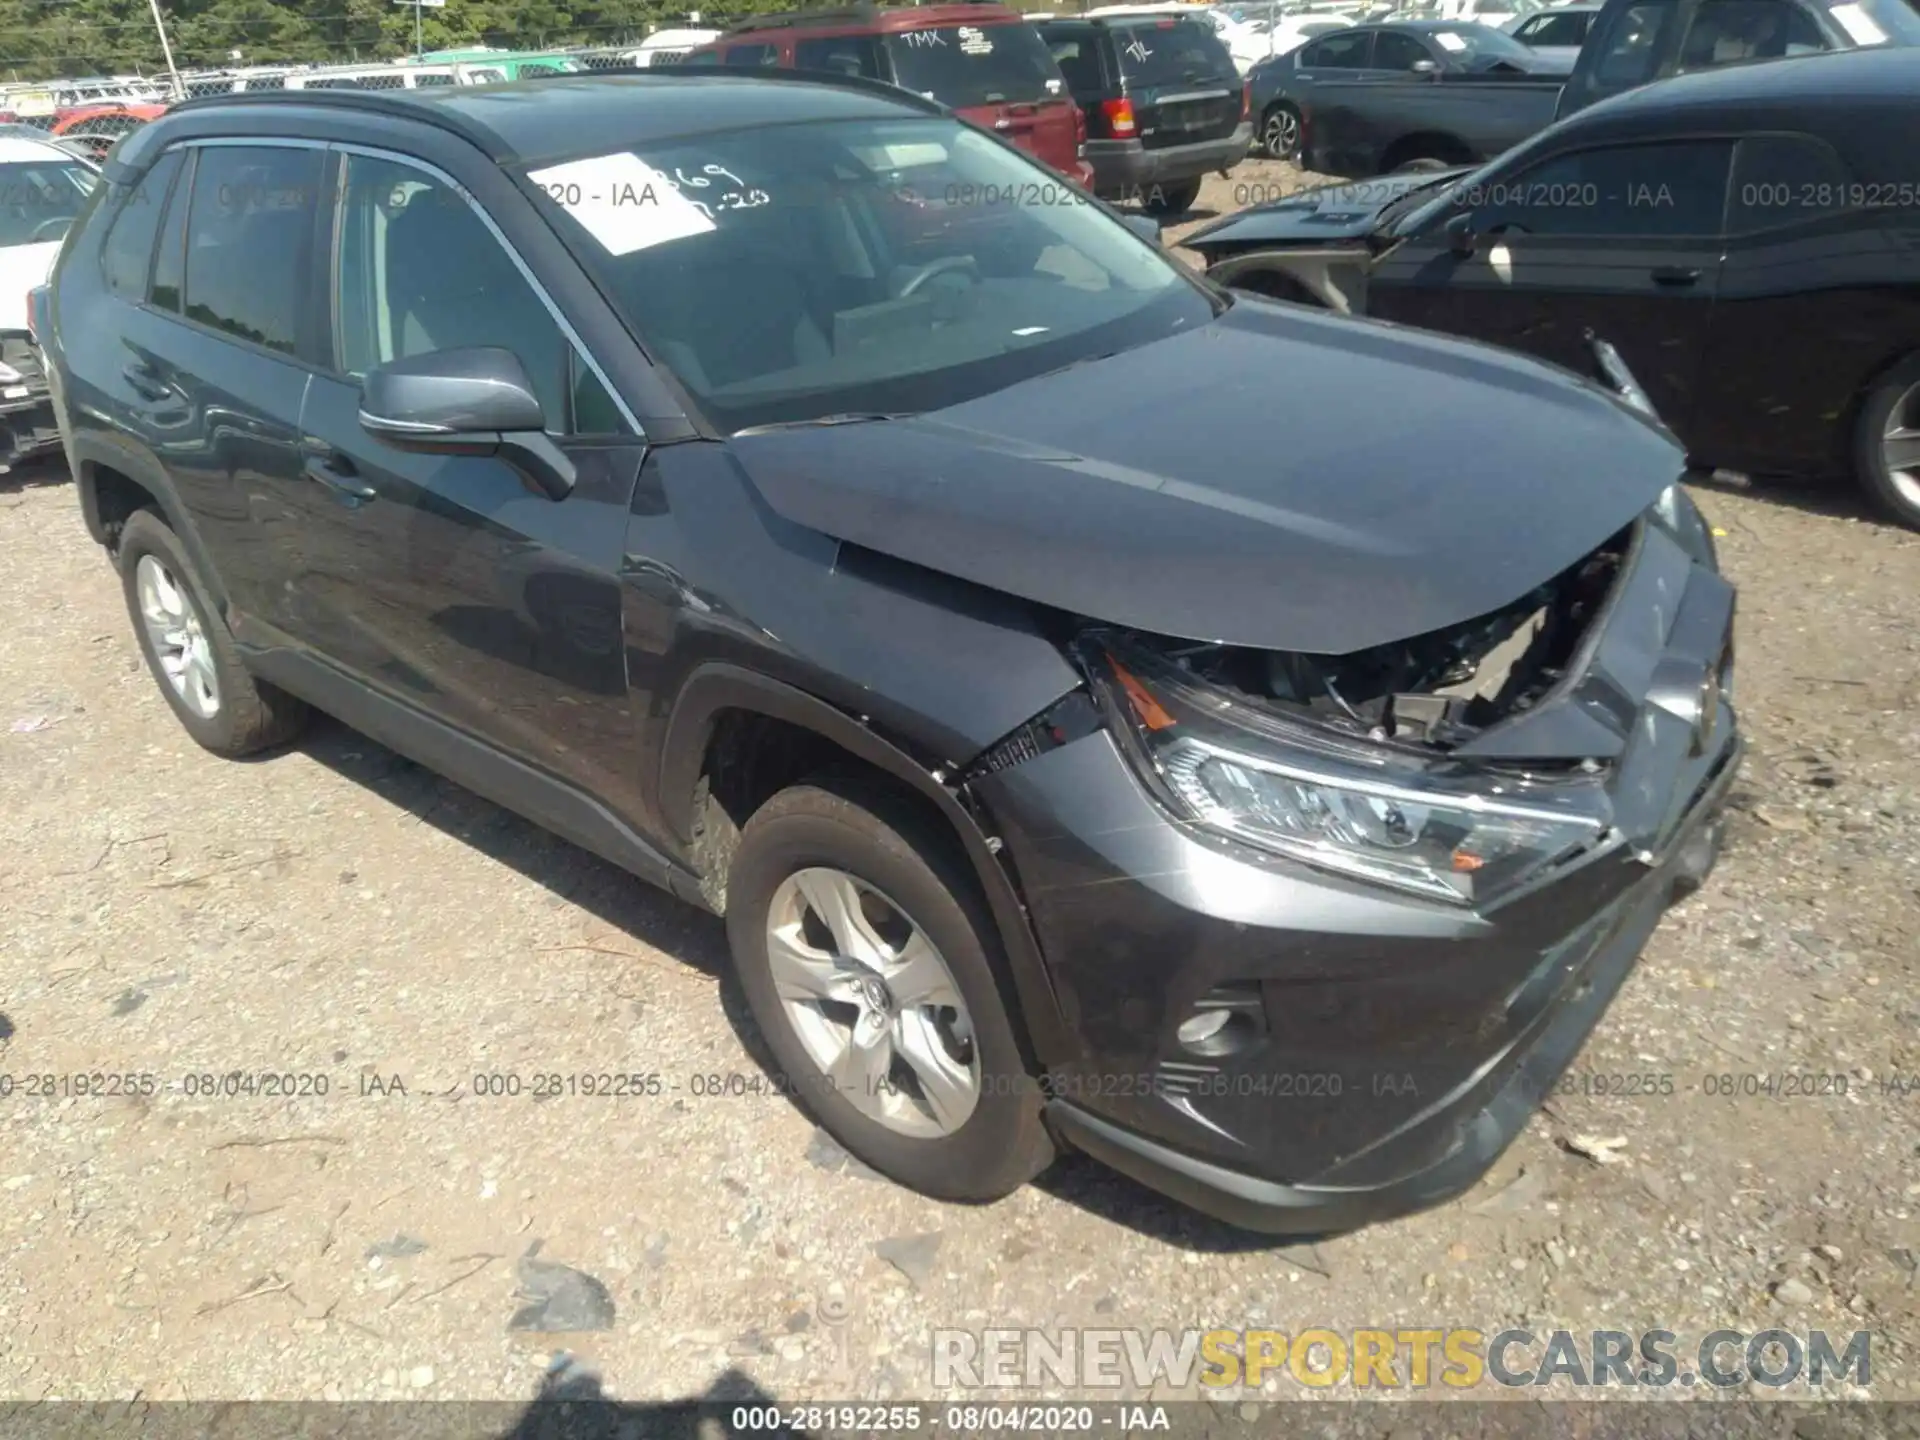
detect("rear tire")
[117,508,309,757]
[1391,157,1453,174]
[1260,102,1301,160]
[725,776,1054,1202]
[1142,178,1203,216]
[1854,353,1920,531]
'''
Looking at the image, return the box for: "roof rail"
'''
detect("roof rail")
[728,3,885,33]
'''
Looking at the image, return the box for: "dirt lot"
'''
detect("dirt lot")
[4,159,1920,1413]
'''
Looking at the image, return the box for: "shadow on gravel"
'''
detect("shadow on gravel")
[292,712,792,1127]
[291,717,1314,1256]
[0,456,68,495]
[1688,471,1889,528]
[493,1364,810,1439]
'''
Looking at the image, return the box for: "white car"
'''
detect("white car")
[0,134,97,470]
[623,29,723,66]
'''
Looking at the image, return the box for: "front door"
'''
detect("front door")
[1371,138,1732,435]
[286,150,648,804]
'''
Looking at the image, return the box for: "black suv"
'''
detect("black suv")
[1037,12,1253,215]
[41,72,1739,1233]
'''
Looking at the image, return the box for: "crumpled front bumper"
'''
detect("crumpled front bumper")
[969,516,1742,1234]
[0,332,61,472]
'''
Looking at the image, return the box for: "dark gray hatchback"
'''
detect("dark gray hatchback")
[38,70,1739,1233]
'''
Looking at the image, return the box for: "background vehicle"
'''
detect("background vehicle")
[417,48,585,80]
[1247,19,1568,168]
[1279,0,1920,173]
[1038,10,1253,212]
[1188,47,1920,527]
[0,132,96,469]
[1505,1,1604,62]
[621,29,725,65]
[687,5,1094,186]
[41,69,1735,1233]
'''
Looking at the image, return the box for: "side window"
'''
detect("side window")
[1470,141,1733,237]
[794,35,885,77]
[1300,31,1373,67]
[1678,0,1830,68]
[1044,32,1104,90]
[1726,133,1851,231]
[723,43,782,67]
[1592,1,1675,84]
[100,147,183,299]
[150,150,190,313]
[1372,32,1433,69]
[333,155,626,435]
[1528,12,1591,45]
[180,145,322,355]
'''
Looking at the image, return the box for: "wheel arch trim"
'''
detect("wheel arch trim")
[659,662,1078,1067]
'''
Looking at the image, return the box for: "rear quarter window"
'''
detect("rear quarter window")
[1590,0,1675,85]
[99,147,184,298]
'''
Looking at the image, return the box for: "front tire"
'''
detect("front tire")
[117,508,309,756]
[1854,354,1920,530]
[725,777,1053,1202]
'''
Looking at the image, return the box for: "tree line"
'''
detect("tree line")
[0,0,736,82]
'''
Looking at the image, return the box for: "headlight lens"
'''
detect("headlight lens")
[1088,640,1611,906]
[0,362,21,384]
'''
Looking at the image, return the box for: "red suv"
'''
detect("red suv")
[687,4,1094,187]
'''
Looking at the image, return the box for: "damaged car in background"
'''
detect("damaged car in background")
[45,70,1738,1234]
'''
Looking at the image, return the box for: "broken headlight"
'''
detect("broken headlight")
[1650,483,1717,570]
[1087,639,1610,906]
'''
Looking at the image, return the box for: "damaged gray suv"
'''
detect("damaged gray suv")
[41,69,1740,1232]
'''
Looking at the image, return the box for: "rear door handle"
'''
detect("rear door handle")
[300,441,377,502]
[1650,266,1702,287]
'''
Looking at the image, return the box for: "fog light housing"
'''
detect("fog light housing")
[1176,1010,1232,1047]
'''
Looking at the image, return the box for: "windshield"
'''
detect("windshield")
[1112,17,1241,83]
[525,117,1212,432]
[884,23,1063,105]
[1421,22,1539,60]
[0,158,98,246]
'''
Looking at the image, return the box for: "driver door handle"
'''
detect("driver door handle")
[1650,265,1702,287]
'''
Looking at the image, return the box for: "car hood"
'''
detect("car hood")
[728,298,1684,656]
[0,241,61,330]
[1183,168,1472,249]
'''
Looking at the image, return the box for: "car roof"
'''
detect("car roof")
[141,70,944,170]
[0,134,79,164]
[1584,43,1920,121]
[721,3,1024,35]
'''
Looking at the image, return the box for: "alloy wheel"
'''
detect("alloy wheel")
[1882,383,1920,512]
[1263,107,1298,157]
[136,553,220,719]
[766,866,981,1139]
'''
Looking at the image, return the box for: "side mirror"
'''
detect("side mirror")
[1410,58,1440,76]
[359,346,576,501]
[1443,209,1476,256]
[1120,212,1163,246]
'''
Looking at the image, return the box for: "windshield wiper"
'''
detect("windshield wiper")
[733,412,915,435]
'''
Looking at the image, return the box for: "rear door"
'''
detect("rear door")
[1110,16,1243,151]
[114,141,328,637]
[291,147,646,797]
[1691,131,1887,477]
[1371,137,1732,431]
[883,22,1080,175]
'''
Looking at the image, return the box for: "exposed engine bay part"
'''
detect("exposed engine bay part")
[1208,248,1364,313]
[1122,526,1631,750]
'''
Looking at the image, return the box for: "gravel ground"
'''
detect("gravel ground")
[3,159,1919,1413]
